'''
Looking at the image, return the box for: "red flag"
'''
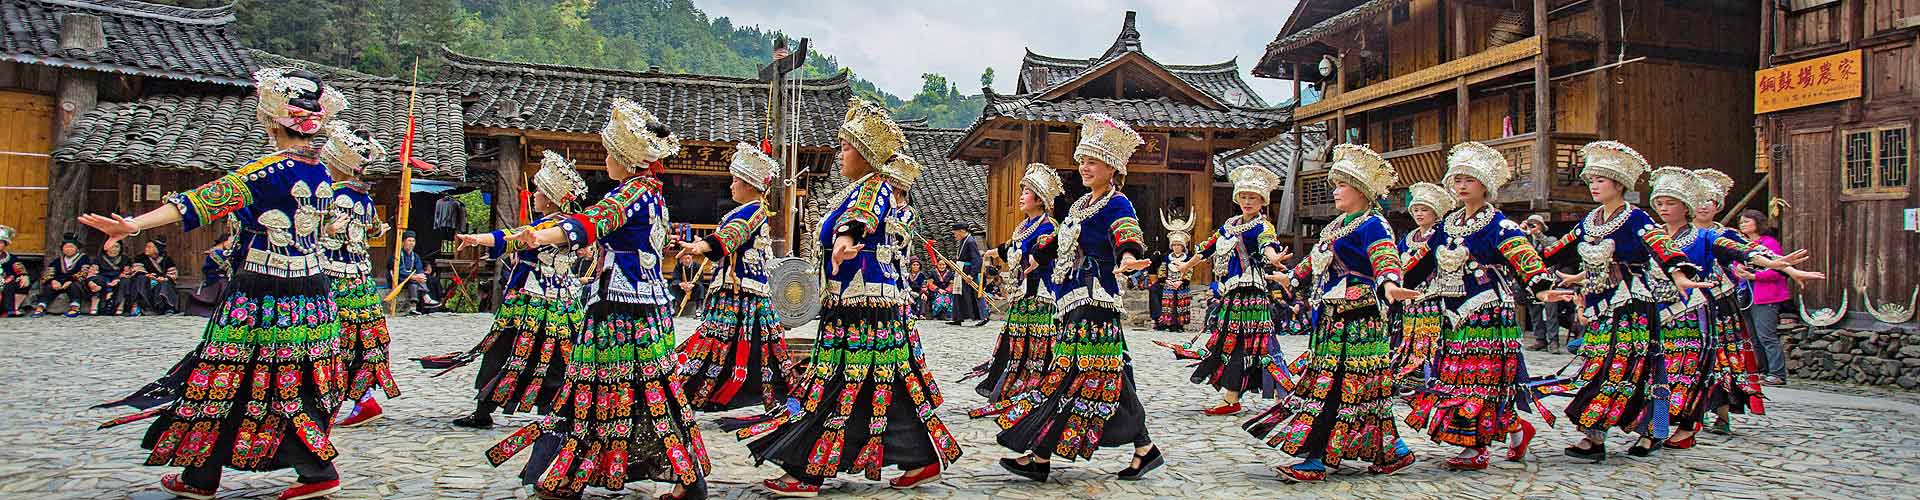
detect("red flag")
[518,189,531,225]
[397,115,417,208]
[761,138,773,155]
[922,239,941,268]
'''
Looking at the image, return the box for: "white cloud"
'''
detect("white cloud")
[698,0,1301,104]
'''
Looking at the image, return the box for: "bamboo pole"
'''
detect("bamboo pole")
[384,60,421,315]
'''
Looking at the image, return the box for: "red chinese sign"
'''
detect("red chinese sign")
[1755,50,1862,114]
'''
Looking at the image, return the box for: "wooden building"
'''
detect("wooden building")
[1757,0,1920,323]
[1257,0,1762,224]
[952,11,1295,252]
[440,48,990,260]
[1,0,465,280]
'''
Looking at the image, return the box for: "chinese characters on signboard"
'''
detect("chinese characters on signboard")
[1754,50,1862,115]
[1129,132,1168,167]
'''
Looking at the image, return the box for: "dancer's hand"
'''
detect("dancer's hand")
[1535,289,1577,303]
[1772,249,1812,268]
[1786,268,1826,283]
[1731,265,1758,281]
[77,213,138,250]
[452,233,491,250]
[1557,271,1588,286]
[676,239,712,256]
[1382,283,1421,302]
[1119,254,1151,273]
[831,236,864,268]
[504,229,541,248]
[1267,248,1294,267]
[1673,273,1713,290]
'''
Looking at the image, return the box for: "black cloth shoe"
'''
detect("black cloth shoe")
[999,457,1049,482]
[1563,441,1606,462]
[1626,438,1664,457]
[1117,446,1164,480]
[451,414,494,429]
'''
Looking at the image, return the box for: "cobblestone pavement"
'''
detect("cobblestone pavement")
[2,313,1918,499]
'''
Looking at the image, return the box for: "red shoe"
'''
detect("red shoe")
[1275,465,1326,483]
[761,477,820,498]
[889,463,942,489]
[1506,419,1536,462]
[278,479,341,500]
[159,474,215,500]
[1368,451,1416,475]
[337,399,384,428]
[1443,449,1490,471]
[1202,403,1243,416]
[1664,433,1697,449]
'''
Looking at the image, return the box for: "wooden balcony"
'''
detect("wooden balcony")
[1296,36,1542,122]
[1292,132,1600,219]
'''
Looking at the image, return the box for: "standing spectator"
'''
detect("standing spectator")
[671,251,705,316]
[1736,210,1792,386]
[132,239,179,315]
[949,223,986,326]
[1520,214,1567,352]
[397,230,440,314]
[30,234,89,317]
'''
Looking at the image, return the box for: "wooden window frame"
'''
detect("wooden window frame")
[1840,122,1913,201]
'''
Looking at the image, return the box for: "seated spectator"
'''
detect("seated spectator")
[0,226,31,316]
[93,240,130,316]
[130,238,179,315]
[397,230,441,315]
[30,234,89,317]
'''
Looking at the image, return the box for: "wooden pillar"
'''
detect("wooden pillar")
[45,12,102,256]
[1530,0,1552,208]
[1452,2,1470,142]
[1279,67,1305,235]
[492,135,524,228]
[1594,0,1612,139]
[768,75,793,256]
[1334,51,1349,145]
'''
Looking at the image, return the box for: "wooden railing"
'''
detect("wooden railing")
[1295,132,1602,218]
[1297,36,1542,120]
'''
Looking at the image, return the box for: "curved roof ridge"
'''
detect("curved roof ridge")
[35,0,235,25]
[439,46,852,90]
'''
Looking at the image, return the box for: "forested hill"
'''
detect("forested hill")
[151,0,985,128]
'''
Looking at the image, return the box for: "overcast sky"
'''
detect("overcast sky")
[699,0,1303,104]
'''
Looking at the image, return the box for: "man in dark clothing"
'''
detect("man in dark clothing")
[398,231,440,314]
[670,252,707,316]
[1520,214,1571,352]
[948,223,987,327]
[31,235,90,317]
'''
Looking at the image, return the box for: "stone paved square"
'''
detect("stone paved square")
[2,314,1916,499]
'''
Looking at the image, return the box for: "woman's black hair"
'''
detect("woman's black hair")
[274,68,326,139]
[1738,209,1774,237]
[645,120,672,139]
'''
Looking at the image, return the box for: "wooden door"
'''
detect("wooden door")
[1781,128,1839,306]
[0,90,52,254]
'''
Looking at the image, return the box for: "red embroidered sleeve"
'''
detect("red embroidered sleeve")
[563,177,655,247]
[1498,233,1552,292]
[710,205,768,257]
[1638,224,1692,272]
[1366,238,1403,284]
[168,155,276,231]
[1111,215,1145,257]
[1191,230,1220,259]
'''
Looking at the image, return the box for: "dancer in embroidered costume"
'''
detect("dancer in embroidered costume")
[728,98,960,497]
[1156,209,1196,333]
[1537,141,1714,461]
[972,113,1161,483]
[1689,169,1821,438]
[1174,165,1288,416]
[1390,182,1453,386]
[83,67,350,500]
[967,163,1064,402]
[316,121,399,429]
[446,150,591,428]
[1644,168,1814,450]
[1242,144,1422,482]
[672,142,794,412]
[1399,142,1576,470]
[485,99,708,500]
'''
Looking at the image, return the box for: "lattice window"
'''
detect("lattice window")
[1842,124,1912,199]
[1390,119,1415,151]
[1304,174,1334,207]
[1880,127,1909,190]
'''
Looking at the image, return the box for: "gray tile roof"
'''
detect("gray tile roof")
[1015,12,1268,108]
[1267,0,1408,58]
[802,127,987,258]
[52,77,468,179]
[1212,124,1328,178]
[982,92,1292,130]
[439,47,854,147]
[0,0,255,85]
